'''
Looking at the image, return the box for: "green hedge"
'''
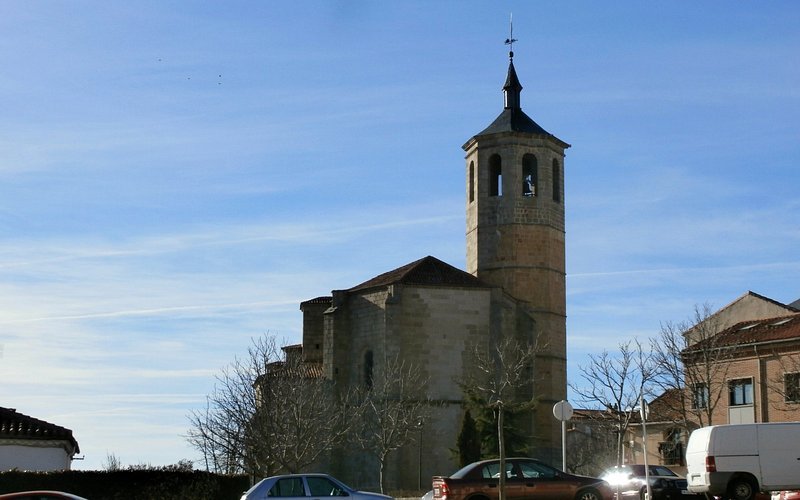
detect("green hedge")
[0,469,250,500]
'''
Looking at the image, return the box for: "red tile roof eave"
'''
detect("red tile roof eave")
[0,408,79,454]
[729,336,800,351]
[684,292,799,341]
[685,314,800,351]
[684,335,800,359]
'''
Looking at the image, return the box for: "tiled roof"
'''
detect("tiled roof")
[571,408,610,420]
[263,360,324,379]
[569,389,686,425]
[692,314,800,350]
[347,256,488,292]
[689,291,797,335]
[0,407,79,453]
[300,296,332,307]
[634,388,686,423]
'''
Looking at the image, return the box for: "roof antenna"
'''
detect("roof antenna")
[504,13,517,60]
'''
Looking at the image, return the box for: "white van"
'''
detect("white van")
[686,423,800,500]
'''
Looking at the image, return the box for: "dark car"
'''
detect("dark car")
[600,465,697,500]
[432,457,613,500]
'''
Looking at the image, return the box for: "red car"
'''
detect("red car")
[432,457,613,500]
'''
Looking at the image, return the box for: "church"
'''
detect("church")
[296,48,569,490]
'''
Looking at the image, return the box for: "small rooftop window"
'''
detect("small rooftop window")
[740,322,760,330]
[771,318,794,327]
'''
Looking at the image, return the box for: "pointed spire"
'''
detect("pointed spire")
[466,17,570,145]
[503,14,522,110]
[503,60,522,110]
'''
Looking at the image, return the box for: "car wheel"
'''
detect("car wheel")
[727,478,756,500]
[577,488,601,500]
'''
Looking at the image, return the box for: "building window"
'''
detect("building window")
[552,159,561,202]
[692,383,709,409]
[489,154,502,196]
[522,154,537,197]
[364,350,374,389]
[729,378,753,406]
[659,428,684,466]
[785,373,800,403]
[469,161,475,203]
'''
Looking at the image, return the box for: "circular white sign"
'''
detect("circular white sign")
[552,400,573,421]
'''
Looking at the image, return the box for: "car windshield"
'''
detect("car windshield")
[450,463,479,479]
[649,466,678,477]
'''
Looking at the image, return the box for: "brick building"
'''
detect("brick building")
[565,292,800,476]
[618,293,800,474]
[686,310,800,425]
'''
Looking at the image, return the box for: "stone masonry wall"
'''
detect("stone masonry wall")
[325,284,494,491]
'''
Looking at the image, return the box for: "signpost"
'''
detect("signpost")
[640,398,651,500]
[552,400,573,472]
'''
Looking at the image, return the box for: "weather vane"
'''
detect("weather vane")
[504,13,517,60]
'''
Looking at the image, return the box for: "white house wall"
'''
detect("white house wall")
[0,442,72,471]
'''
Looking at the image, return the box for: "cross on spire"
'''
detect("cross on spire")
[504,13,517,60]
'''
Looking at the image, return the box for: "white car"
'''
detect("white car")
[240,473,393,500]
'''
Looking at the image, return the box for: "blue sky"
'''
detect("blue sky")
[1,2,798,470]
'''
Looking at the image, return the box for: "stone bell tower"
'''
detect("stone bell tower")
[462,43,570,464]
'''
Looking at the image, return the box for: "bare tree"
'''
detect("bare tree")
[187,347,262,475]
[255,354,357,474]
[565,414,617,475]
[460,334,540,500]
[765,351,800,411]
[102,452,123,471]
[570,338,657,467]
[652,304,733,429]
[187,335,355,477]
[352,355,432,494]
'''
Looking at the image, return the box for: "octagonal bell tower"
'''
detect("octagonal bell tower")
[463,45,570,463]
